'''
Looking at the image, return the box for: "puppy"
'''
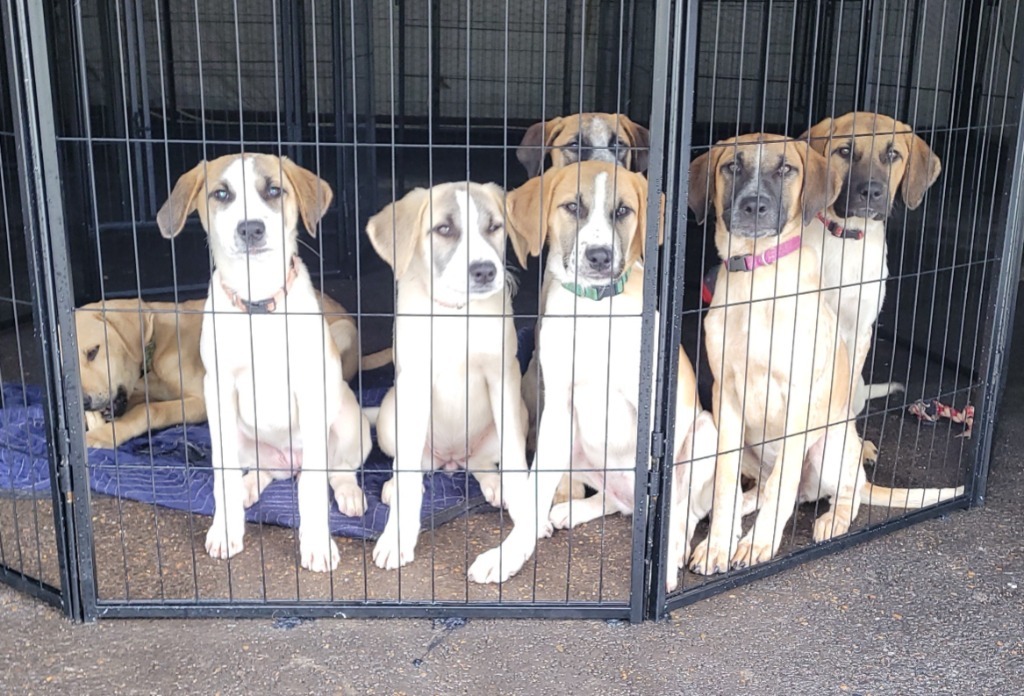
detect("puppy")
[505,161,718,591]
[687,135,961,576]
[802,112,942,415]
[365,182,532,583]
[517,113,651,177]
[156,154,371,572]
[77,298,206,448]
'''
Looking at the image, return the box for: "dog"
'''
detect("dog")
[364,181,533,583]
[802,112,942,415]
[686,134,962,576]
[77,298,206,448]
[504,161,719,591]
[516,113,651,177]
[156,153,371,572]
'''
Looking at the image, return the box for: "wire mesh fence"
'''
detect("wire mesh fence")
[0,0,1021,622]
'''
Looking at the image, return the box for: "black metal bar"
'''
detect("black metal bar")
[901,0,924,120]
[280,0,306,158]
[663,498,971,617]
[1,0,88,620]
[561,0,574,115]
[93,600,632,621]
[0,566,65,611]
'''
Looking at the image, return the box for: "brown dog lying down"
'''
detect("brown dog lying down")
[77,293,385,449]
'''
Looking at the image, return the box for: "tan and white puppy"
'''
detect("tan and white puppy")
[157,154,371,573]
[365,182,532,583]
[77,298,206,448]
[802,112,942,415]
[505,161,718,591]
[687,134,961,576]
[517,113,651,177]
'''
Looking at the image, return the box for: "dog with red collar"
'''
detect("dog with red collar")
[802,112,942,416]
[157,154,372,572]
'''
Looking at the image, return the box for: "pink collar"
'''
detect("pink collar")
[724,235,803,272]
[816,212,864,241]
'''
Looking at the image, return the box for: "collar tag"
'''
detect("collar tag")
[816,212,864,241]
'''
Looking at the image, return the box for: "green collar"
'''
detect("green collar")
[142,338,156,375]
[561,267,632,301]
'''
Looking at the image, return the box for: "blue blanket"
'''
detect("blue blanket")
[0,325,536,539]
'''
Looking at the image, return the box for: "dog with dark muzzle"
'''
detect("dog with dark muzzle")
[686,133,960,576]
[802,112,942,416]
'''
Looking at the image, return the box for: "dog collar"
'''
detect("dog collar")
[142,338,156,375]
[220,256,299,314]
[724,236,802,272]
[561,267,632,301]
[816,212,864,241]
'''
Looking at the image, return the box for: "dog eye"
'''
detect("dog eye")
[85,345,100,362]
[565,140,579,149]
[433,223,454,237]
[835,146,852,158]
[487,221,503,233]
[779,163,795,176]
[266,185,282,198]
[211,189,231,202]
[721,161,739,174]
[885,148,902,163]
[562,201,580,216]
[614,205,632,220]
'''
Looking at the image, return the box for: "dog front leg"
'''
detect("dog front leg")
[468,365,535,584]
[373,369,430,570]
[296,381,340,573]
[204,373,246,560]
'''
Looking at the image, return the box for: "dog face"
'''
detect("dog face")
[156,154,333,269]
[506,161,650,285]
[517,113,651,177]
[366,182,513,306]
[688,133,841,238]
[803,112,942,220]
[75,303,154,419]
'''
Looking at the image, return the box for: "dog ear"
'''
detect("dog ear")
[157,162,207,239]
[101,304,152,365]
[506,171,560,267]
[687,147,720,226]
[625,171,654,264]
[516,117,564,177]
[366,187,429,279]
[799,142,843,225]
[281,157,334,237]
[800,117,835,156]
[900,126,942,210]
[620,116,651,173]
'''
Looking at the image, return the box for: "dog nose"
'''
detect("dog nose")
[858,181,886,201]
[738,195,773,218]
[82,395,93,410]
[236,220,266,245]
[469,261,497,286]
[585,246,613,271]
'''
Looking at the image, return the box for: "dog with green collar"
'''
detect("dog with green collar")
[506,161,718,593]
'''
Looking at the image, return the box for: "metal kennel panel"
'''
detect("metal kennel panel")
[0,0,83,618]
[650,0,1024,616]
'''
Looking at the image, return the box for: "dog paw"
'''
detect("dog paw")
[812,510,851,542]
[85,426,117,450]
[689,538,733,576]
[548,502,576,530]
[333,482,367,518]
[730,533,775,570]
[468,544,528,584]
[372,526,417,570]
[380,477,423,507]
[205,517,245,560]
[300,534,341,573]
[83,410,106,431]
[480,478,506,510]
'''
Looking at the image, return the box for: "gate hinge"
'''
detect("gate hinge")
[648,430,667,494]
[55,427,73,497]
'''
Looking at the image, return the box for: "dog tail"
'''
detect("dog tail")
[360,347,394,371]
[860,380,904,402]
[859,439,964,508]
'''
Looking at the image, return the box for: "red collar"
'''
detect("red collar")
[724,235,803,272]
[219,256,299,314]
[816,212,864,241]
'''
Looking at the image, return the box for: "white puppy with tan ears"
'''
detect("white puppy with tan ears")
[365,182,533,583]
[157,153,371,573]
